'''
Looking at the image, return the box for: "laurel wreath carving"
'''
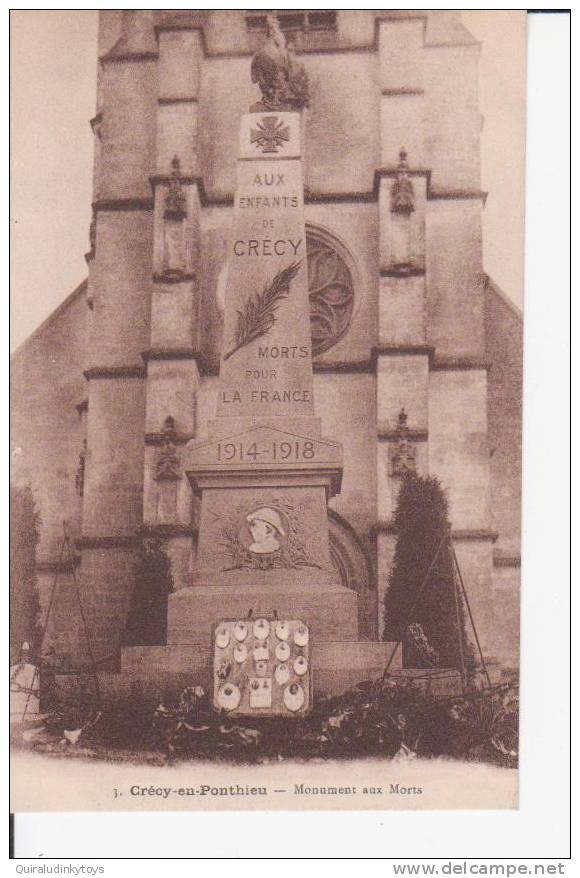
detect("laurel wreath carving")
[223,260,302,361]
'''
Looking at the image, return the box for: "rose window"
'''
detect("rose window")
[306,232,355,355]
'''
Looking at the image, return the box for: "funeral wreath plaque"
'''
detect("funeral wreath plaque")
[213,617,311,717]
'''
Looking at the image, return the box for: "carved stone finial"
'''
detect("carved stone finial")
[155,417,181,481]
[389,407,416,476]
[164,156,187,220]
[250,15,309,112]
[391,148,415,214]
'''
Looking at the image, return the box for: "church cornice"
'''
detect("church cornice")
[147,172,486,208]
[431,357,492,372]
[380,266,426,278]
[76,351,494,383]
[377,427,428,442]
[305,190,375,205]
[142,348,200,363]
[152,272,198,285]
[171,350,492,377]
[429,188,488,204]
[493,552,521,568]
[372,346,491,373]
[77,526,196,549]
[372,522,498,542]
[89,112,102,132]
[452,529,499,542]
[100,50,158,65]
[83,366,147,381]
[141,348,211,374]
[36,557,80,574]
[313,359,374,374]
[158,96,198,106]
[147,12,479,61]
[381,87,425,96]
[93,198,154,213]
[145,432,193,447]
[373,344,434,363]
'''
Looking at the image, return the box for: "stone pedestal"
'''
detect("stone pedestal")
[168,582,358,646]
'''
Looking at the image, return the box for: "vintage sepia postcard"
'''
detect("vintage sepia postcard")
[10,9,526,815]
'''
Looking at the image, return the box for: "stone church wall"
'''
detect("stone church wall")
[11,284,88,660]
[88,211,153,369]
[486,280,523,557]
[11,283,88,561]
[97,62,157,202]
[486,280,522,667]
[426,199,486,359]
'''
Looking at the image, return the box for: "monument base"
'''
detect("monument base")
[54,648,464,704]
[54,641,413,704]
[167,581,359,645]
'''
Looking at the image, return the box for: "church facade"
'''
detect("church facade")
[11,11,522,690]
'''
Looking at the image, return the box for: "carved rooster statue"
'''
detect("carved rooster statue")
[250,14,309,112]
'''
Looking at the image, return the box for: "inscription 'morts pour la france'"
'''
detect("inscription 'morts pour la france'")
[218,112,315,418]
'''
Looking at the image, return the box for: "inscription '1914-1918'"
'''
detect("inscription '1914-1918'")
[216,439,315,463]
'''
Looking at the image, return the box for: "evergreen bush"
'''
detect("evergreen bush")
[10,484,41,662]
[383,472,475,671]
[122,538,174,646]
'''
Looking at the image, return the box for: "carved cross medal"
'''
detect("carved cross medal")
[250,116,291,154]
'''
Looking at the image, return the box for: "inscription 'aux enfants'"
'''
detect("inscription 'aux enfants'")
[238,173,299,212]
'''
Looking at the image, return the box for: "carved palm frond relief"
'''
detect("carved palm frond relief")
[223,260,302,361]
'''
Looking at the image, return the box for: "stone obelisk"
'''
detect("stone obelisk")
[168,22,358,645]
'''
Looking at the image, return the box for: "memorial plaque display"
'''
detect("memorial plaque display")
[212,617,311,717]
